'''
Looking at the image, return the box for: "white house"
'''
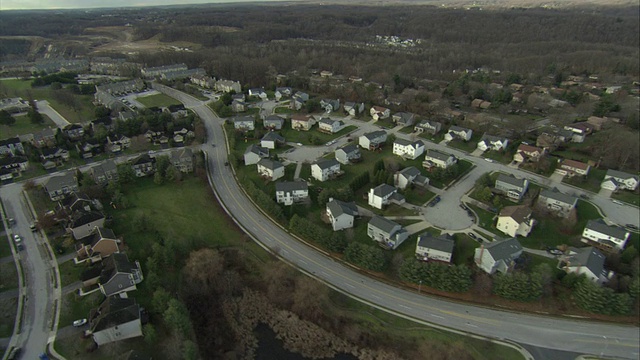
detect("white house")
[260,132,285,149]
[474,238,523,274]
[318,118,346,134]
[368,184,405,209]
[536,188,577,218]
[326,198,359,231]
[444,126,473,142]
[415,233,454,263]
[560,247,609,283]
[335,144,361,164]
[275,181,309,206]
[359,130,387,150]
[601,169,639,191]
[563,122,593,143]
[274,87,292,100]
[556,159,591,178]
[244,144,269,165]
[248,87,267,100]
[291,114,314,131]
[311,159,342,182]
[496,205,536,237]
[320,99,340,113]
[367,216,409,250]
[257,159,285,181]
[582,219,630,251]
[232,116,255,131]
[89,297,142,346]
[392,139,425,160]
[370,106,390,120]
[477,133,509,152]
[394,166,429,190]
[423,149,457,169]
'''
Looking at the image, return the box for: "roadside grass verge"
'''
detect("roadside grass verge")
[0,261,19,292]
[0,297,17,338]
[611,190,640,207]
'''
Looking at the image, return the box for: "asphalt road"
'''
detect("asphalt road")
[153,84,640,360]
[35,100,71,128]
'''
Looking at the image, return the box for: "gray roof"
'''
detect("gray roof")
[372,183,396,197]
[606,169,638,181]
[449,125,470,133]
[275,181,308,193]
[337,144,359,155]
[398,166,421,178]
[233,116,254,123]
[585,219,628,240]
[496,173,527,188]
[417,233,454,253]
[264,115,285,123]
[566,247,606,277]
[481,133,507,142]
[425,149,454,162]
[258,158,284,170]
[261,132,285,142]
[369,215,400,234]
[314,158,340,170]
[44,172,76,191]
[91,296,140,332]
[363,130,387,140]
[327,199,358,218]
[484,238,522,261]
[245,144,269,156]
[539,188,577,207]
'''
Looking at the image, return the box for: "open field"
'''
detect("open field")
[135,93,182,108]
[0,113,57,138]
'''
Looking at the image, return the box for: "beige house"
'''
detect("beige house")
[496,206,536,238]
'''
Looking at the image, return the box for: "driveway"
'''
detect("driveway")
[35,100,71,128]
[549,172,565,183]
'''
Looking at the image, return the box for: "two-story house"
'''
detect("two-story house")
[335,144,361,165]
[215,79,242,93]
[232,116,255,131]
[32,127,56,148]
[76,226,120,261]
[423,149,457,170]
[244,144,269,165]
[263,115,285,130]
[556,159,591,178]
[415,233,454,263]
[318,118,346,134]
[582,219,630,252]
[563,122,593,143]
[63,123,85,141]
[414,120,442,135]
[311,159,342,182]
[359,130,387,150]
[513,144,545,163]
[68,210,106,240]
[0,156,28,180]
[477,133,509,152]
[370,106,391,120]
[343,102,364,116]
[170,148,194,173]
[91,160,118,186]
[394,166,429,190]
[260,132,285,150]
[274,87,292,100]
[326,198,359,231]
[0,137,24,156]
[291,114,314,131]
[257,158,285,181]
[275,181,308,206]
[88,296,143,346]
[474,237,523,274]
[367,216,409,250]
[559,247,609,284]
[495,174,529,201]
[601,169,639,191]
[44,172,78,201]
[320,99,340,113]
[41,147,70,164]
[131,154,155,177]
[368,184,405,209]
[392,139,425,160]
[444,126,473,142]
[536,188,577,218]
[98,253,144,297]
[248,87,267,100]
[106,134,131,153]
[392,112,416,127]
[496,205,536,237]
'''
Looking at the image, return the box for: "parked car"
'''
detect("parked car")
[13,234,21,243]
[484,158,494,163]
[73,318,87,327]
[579,194,590,200]
[30,223,37,232]
[7,347,21,360]
[625,224,639,231]
[468,232,477,239]
[16,244,24,251]
[39,353,50,360]
[612,199,624,205]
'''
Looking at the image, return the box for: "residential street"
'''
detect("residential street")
[153,84,640,360]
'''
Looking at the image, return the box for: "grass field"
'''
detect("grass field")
[0,261,19,292]
[135,93,182,108]
[0,113,57,138]
[0,297,17,338]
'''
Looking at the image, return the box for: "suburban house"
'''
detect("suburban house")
[563,122,594,143]
[318,118,346,134]
[275,181,309,206]
[68,210,106,240]
[495,174,529,201]
[232,116,255,131]
[63,123,85,140]
[131,154,155,177]
[98,253,144,297]
[394,166,429,190]
[170,148,194,173]
[106,134,131,153]
[368,184,405,209]
[536,188,577,218]
[32,127,56,148]
[343,102,364,116]
[559,247,609,284]
[444,126,473,142]
[474,237,523,274]
[243,144,269,165]
[290,94,308,111]
[326,198,359,231]
[232,93,246,103]
[601,169,639,191]
[477,133,509,152]
[76,139,102,159]
[471,98,492,109]
[260,132,285,149]
[293,91,310,101]
[367,216,409,250]
[231,99,246,113]
[496,205,536,238]
[582,219,630,251]
[311,159,342,182]
[57,191,96,214]
[359,130,387,150]
[392,112,416,127]
[141,63,187,78]
[76,226,120,261]
[414,120,442,135]
[263,115,285,130]
[556,159,590,178]
[257,158,285,181]
[0,156,28,180]
[320,99,340,113]
[44,172,78,201]
[291,114,314,131]
[513,144,545,163]
[274,87,292,100]
[248,87,267,99]
[215,79,242,93]
[88,296,143,346]
[370,106,391,120]
[536,132,564,151]
[423,149,457,169]
[415,233,454,263]
[41,147,70,164]
[0,137,24,156]
[335,144,361,165]
[392,139,425,160]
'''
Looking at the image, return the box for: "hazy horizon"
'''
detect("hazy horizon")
[0,0,292,11]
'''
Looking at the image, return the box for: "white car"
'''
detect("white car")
[484,158,494,163]
[73,319,87,327]
[612,200,624,205]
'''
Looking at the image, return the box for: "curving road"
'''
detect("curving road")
[153,84,640,360]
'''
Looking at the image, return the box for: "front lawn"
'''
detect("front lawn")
[58,291,103,328]
[611,190,640,207]
[452,234,480,266]
[0,297,17,338]
[402,186,435,206]
[562,168,606,193]
[136,93,182,108]
[58,260,87,287]
[446,133,482,153]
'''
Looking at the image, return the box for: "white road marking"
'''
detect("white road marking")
[431,314,445,319]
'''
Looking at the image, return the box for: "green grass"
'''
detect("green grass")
[402,186,435,206]
[0,232,12,259]
[136,93,182,108]
[274,107,294,114]
[0,297,17,338]
[419,131,446,144]
[399,126,415,134]
[482,149,513,165]
[58,291,104,328]
[562,168,606,193]
[56,335,158,360]
[446,133,482,153]
[452,234,480,266]
[0,261,19,292]
[468,204,497,232]
[611,190,640,207]
[279,125,357,145]
[0,113,57,138]
[58,260,87,287]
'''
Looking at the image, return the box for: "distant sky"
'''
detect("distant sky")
[1,0,292,11]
